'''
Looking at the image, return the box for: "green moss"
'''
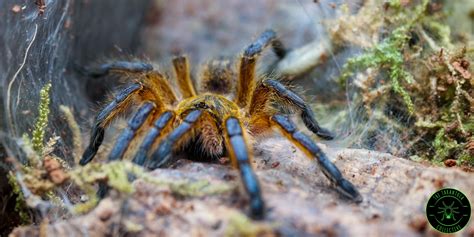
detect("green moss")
[73,203,94,214]
[20,133,41,168]
[423,19,452,48]
[139,170,234,197]
[339,24,421,114]
[459,151,474,165]
[433,128,458,161]
[224,211,274,237]
[386,0,403,9]
[45,191,65,208]
[69,161,134,195]
[31,83,52,155]
[73,193,99,214]
[335,0,474,164]
[432,125,473,164]
[170,179,233,197]
[456,117,472,163]
[68,162,134,213]
[70,161,234,213]
[7,173,31,225]
[339,0,432,115]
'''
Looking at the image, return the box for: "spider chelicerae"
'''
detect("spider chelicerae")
[79,30,362,219]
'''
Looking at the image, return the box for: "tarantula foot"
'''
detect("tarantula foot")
[301,108,335,140]
[337,179,363,203]
[80,148,96,166]
[249,198,266,220]
[244,29,276,56]
[132,150,148,166]
[97,182,110,198]
[148,140,173,169]
[315,126,335,140]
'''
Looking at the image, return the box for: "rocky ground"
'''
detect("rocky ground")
[10,137,474,236]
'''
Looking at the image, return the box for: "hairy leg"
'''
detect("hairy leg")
[80,63,177,165]
[172,56,196,98]
[235,29,287,108]
[98,103,160,198]
[141,71,178,106]
[83,60,178,106]
[147,110,203,169]
[132,111,175,166]
[80,83,145,165]
[271,114,362,202]
[224,117,265,219]
[107,102,156,161]
[249,79,334,140]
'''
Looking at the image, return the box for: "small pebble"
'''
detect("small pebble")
[98,208,113,221]
[12,5,21,13]
[444,159,456,167]
[80,195,89,202]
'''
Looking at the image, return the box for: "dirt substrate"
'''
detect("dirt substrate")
[10,137,474,236]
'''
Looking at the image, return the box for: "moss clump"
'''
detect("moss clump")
[31,83,52,155]
[339,0,430,114]
[224,211,274,237]
[412,45,473,164]
[69,161,135,213]
[169,179,233,197]
[341,26,415,113]
[139,171,234,197]
[70,161,134,193]
[335,0,473,165]
[7,173,31,225]
[69,161,234,213]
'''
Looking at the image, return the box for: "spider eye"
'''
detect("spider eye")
[196,101,208,109]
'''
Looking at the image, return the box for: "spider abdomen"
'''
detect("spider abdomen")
[200,59,235,94]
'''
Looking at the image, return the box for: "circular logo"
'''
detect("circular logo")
[426,188,471,233]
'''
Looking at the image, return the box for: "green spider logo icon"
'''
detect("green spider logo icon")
[437,201,460,221]
[426,188,471,234]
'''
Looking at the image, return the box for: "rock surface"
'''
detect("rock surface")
[10,137,474,236]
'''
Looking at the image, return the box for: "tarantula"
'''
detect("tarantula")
[79,30,362,219]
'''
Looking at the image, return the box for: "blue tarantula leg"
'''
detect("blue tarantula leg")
[132,111,175,166]
[236,30,287,108]
[82,61,153,78]
[224,117,265,220]
[97,102,156,198]
[244,29,286,58]
[97,181,111,199]
[263,79,334,140]
[107,102,156,161]
[271,114,362,203]
[147,110,203,170]
[80,83,142,166]
[105,112,174,198]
